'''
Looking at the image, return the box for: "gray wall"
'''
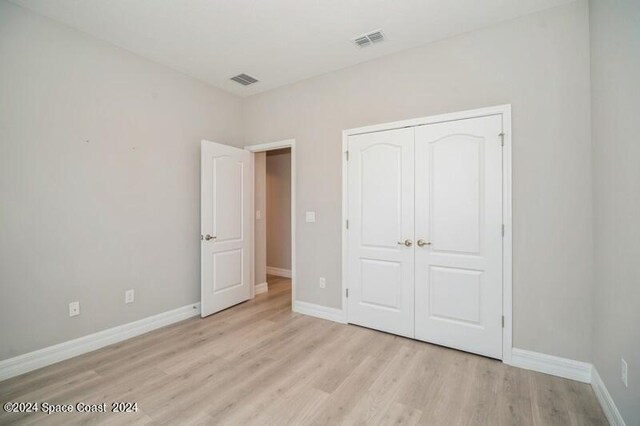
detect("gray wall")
[254,152,267,285]
[589,0,640,423]
[0,1,242,360]
[242,1,594,361]
[266,149,292,271]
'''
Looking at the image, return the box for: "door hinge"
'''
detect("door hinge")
[502,315,505,328]
[501,224,505,237]
[346,219,349,229]
[499,133,505,147]
[346,288,349,298]
[345,151,349,161]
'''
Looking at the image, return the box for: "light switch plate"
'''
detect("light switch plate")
[305,211,316,222]
[256,210,261,220]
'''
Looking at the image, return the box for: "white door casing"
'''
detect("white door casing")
[347,128,415,338]
[414,115,503,359]
[201,140,252,317]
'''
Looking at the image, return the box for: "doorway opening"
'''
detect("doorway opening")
[246,140,296,309]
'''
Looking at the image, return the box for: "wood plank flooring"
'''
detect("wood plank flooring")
[0,276,607,425]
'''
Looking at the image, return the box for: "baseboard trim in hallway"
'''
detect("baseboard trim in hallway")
[266,266,292,278]
[0,302,201,381]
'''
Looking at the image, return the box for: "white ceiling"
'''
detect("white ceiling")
[12,0,574,97]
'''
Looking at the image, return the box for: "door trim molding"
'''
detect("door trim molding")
[245,139,296,309]
[341,104,513,362]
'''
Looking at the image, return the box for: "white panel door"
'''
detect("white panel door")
[201,140,252,317]
[414,115,503,359]
[347,128,415,338]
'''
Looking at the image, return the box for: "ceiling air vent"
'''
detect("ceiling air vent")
[230,73,258,86]
[354,36,371,47]
[353,30,385,48]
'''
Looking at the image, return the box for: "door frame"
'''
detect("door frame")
[245,139,296,308]
[341,104,513,363]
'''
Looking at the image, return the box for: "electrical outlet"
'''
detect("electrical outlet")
[305,211,316,223]
[69,301,80,317]
[319,277,326,289]
[125,289,135,304]
[622,358,628,388]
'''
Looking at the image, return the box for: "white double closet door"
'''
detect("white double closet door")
[347,114,503,359]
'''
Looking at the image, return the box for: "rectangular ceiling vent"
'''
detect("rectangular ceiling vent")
[353,30,385,48]
[230,73,258,86]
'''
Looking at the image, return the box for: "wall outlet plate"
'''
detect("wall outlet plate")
[622,358,628,388]
[69,301,80,317]
[319,277,326,288]
[305,211,316,222]
[125,289,135,304]
[256,210,261,220]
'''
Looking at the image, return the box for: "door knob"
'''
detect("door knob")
[417,239,431,247]
[204,234,216,241]
[397,239,413,247]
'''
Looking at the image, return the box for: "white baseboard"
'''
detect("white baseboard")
[592,366,627,426]
[0,303,201,382]
[255,282,268,294]
[509,348,592,383]
[0,304,626,426]
[266,266,292,278]
[293,301,346,324]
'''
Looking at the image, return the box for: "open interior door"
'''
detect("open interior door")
[201,140,253,317]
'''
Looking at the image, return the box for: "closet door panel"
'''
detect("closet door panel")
[414,115,503,359]
[347,128,415,338]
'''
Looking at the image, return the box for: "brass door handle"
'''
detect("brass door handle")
[417,239,431,247]
[204,234,216,241]
[397,239,413,247]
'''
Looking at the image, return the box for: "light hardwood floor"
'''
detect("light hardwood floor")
[0,276,606,425]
